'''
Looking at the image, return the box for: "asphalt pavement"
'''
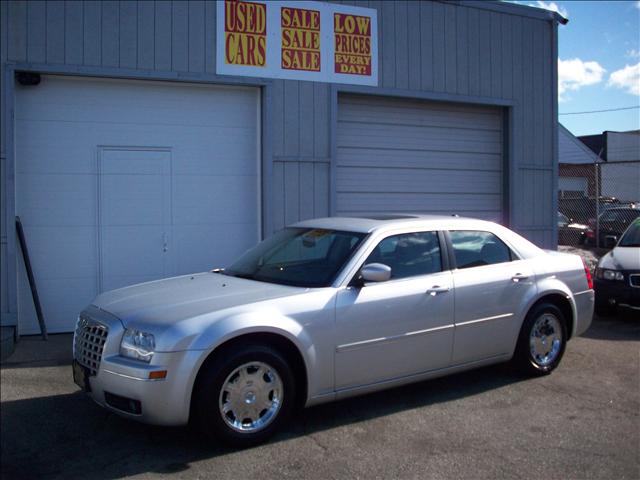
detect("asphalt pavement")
[1,312,638,480]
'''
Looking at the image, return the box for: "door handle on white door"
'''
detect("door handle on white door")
[163,233,168,253]
[426,286,450,296]
[511,273,529,282]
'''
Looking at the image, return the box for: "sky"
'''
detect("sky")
[512,1,640,137]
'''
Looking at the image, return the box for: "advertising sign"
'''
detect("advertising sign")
[223,0,267,67]
[334,12,372,76]
[216,0,378,86]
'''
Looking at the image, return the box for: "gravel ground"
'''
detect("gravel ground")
[1,313,638,480]
[558,245,607,273]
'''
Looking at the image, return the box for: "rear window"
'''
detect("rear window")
[450,231,514,269]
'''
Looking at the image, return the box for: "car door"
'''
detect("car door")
[334,231,454,390]
[447,230,536,365]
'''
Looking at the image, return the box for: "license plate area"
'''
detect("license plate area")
[73,360,91,392]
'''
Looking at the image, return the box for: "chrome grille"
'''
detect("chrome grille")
[74,316,108,376]
[630,274,640,288]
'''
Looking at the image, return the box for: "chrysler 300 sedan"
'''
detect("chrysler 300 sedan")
[73,215,594,446]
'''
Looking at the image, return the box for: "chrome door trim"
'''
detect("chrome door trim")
[336,324,454,353]
[455,313,513,327]
[573,289,593,296]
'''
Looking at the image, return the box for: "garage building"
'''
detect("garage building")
[1,0,564,334]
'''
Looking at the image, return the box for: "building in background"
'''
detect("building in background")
[1,0,564,335]
[580,130,640,204]
[558,123,600,200]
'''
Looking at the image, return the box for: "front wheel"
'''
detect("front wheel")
[513,303,567,376]
[192,344,296,447]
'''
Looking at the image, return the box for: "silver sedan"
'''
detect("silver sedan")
[73,215,594,446]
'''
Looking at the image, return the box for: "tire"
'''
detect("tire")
[192,344,296,447]
[513,303,567,377]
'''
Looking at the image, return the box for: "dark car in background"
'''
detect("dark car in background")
[585,205,640,248]
[559,196,620,226]
[594,219,640,315]
[558,212,588,246]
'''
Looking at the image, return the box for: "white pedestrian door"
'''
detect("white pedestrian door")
[98,148,172,293]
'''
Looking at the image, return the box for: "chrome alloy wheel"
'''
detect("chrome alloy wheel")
[218,361,283,433]
[529,313,563,367]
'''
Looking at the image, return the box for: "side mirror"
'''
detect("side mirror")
[604,236,617,249]
[360,263,392,283]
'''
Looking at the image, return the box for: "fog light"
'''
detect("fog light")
[104,392,142,415]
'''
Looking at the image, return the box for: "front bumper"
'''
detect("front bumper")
[594,274,640,310]
[73,306,202,426]
[85,350,202,425]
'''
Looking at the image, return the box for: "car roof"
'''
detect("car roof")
[291,215,544,259]
[292,215,503,234]
[605,205,638,211]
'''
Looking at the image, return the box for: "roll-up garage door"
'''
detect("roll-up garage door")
[336,95,503,220]
[15,76,260,333]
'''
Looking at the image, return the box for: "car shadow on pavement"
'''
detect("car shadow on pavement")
[582,313,640,341]
[1,363,525,480]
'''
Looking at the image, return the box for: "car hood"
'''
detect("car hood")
[598,247,640,270]
[92,272,306,327]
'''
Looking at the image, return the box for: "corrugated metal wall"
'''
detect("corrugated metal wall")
[1,0,558,322]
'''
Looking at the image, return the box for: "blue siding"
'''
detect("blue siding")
[119,1,137,69]
[83,1,101,66]
[65,1,84,65]
[27,1,46,63]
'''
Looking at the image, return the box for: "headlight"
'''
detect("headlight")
[120,329,155,362]
[596,268,624,281]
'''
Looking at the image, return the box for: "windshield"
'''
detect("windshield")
[618,219,640,247]
[600,209,640,223]
[224,228,367,287]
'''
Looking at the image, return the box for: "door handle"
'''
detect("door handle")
[426,286,450,296]
[511,273,529,283]
[163,233,168,253]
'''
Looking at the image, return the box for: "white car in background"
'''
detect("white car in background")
[73,215,594,447]
[595,218,640,315]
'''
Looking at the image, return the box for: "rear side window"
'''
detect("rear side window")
[365,231,442,280]
[450,231,513,269]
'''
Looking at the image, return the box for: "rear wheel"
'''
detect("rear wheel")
[192,344,295,447]
[514,303,567,376]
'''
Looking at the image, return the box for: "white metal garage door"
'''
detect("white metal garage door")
[15,75,260,334]
[336,95,503,220]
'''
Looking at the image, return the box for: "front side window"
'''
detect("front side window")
[224,228,366,287]
[450,231,513,269]
[364,231,442,280]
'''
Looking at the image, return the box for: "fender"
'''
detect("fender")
[523,275,578,337]
[180,309,318,407]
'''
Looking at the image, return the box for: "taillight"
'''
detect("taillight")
[582,258,593,289]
